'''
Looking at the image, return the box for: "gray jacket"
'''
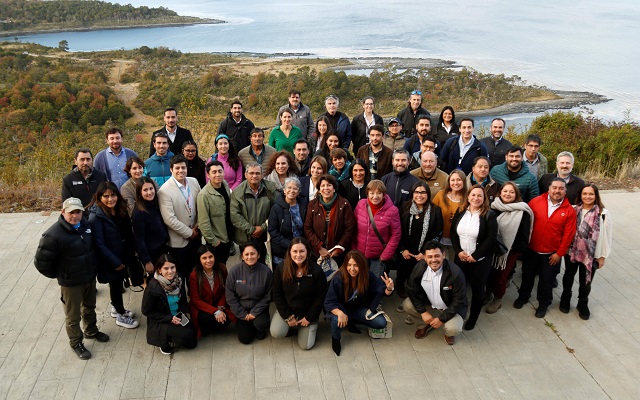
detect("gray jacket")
[276,103,314,139]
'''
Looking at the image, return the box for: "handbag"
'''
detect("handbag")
[494,234,509,256]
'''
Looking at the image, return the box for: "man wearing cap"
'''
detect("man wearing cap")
[397,90,431,137]
[35,198,110,360]
[383,118,407,151]
[148,107,194,157]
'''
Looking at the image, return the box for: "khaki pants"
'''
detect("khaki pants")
[60,280,98,347]
[270,311,318,350]
[402,297,463,337]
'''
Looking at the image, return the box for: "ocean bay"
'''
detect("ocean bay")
[14,0,640,122]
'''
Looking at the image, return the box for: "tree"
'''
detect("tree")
[58,40,69,52]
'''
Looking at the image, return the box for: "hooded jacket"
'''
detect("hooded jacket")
[144,151,174,187]
[217,112,256,151]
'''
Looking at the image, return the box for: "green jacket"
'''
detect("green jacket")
[489,161,540,202]
[197,181,231,247]
[230,180,277,244]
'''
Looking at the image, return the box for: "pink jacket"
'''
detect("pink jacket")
[205,153,243,190]
[353,195,401,261]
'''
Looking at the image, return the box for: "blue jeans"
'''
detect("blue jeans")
[368,259,384,280]
[329,306,387,339]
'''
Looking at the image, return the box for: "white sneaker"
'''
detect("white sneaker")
[111,306,134,318]
[116,314,139,329]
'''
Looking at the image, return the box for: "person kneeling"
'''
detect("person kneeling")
[142,254,197,355]
[270,238,327,350]
[403,241,468,345]
[324,250,394,356]
[189,245,236,338]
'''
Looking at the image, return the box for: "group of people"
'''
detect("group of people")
[37,89,612,360]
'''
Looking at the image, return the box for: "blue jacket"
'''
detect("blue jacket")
[320,112,352,150]
[144,151,174,187]
[132,201,170,264]
[489,162,540,202]
[324,271,385,315]
[440,135,488,175]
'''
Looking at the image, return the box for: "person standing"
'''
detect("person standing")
[238,128,276,176]
[450,185,498,330]
[538,151,585,205]
[35,197,110,360]
[356,124,393,180]
[490,146,539,202]
[560,184,613,320]
[148,107,193,157]
[93,127,137,189]
[351,96,383,151]
[433,106,459,145]
[62,148,107,210]
[144,132,174,187]
[522,134,548,180]
[381,150,420,207]
[480,118,512,168]
[275,90,314,139]
[319,95,351,150]
[197,161,234,265]
[514,178,576,318]
[217,100,256,152]
[269,108,303,155]
[397,90,431,137]
[440,119,489,175]
[158,155,202,279]
[181,140,207,188]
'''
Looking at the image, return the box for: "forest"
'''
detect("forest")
[0,42,637,211]
[0,0,210,33]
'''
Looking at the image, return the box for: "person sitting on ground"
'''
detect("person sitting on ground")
[142,253,197,355]
[189,245,235,338]
[270,238,327,350]
[324,250,394,356]
[226,242,273,344]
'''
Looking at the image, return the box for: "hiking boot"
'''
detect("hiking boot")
[485,297,502,314]
[116,314,139,329]
[84,331,110,342]
[72,342,91,360]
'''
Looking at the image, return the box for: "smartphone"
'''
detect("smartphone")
[176,312,190,326]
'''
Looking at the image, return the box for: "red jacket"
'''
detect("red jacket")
[353,195,401,261]
[189,269,236,338]
[528,193,576,256]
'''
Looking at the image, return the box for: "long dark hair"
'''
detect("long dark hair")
[438,105,456,127]
[266,150,300,176]
[462,184,490,216]
[339,250,370,302]
[281,237,312,284]
[401,181,432,215]
[92,181,128,218]
[134,176,158,213]
[349,158,371,183]
[194,244,227,294]
[576,183,605,213]
[215,135,241,171]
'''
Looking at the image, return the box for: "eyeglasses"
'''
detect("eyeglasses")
[183,149,196,153]
[411,90,422,96]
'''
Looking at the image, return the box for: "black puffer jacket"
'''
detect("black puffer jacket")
[89,205,135,284]
[267,194,308,259]
[34,215,97,287]
[141,277,189,347]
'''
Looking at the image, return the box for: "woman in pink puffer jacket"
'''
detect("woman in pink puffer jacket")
[354,180,401,279]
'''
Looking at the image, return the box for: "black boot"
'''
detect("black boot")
[332,336,341,356]
[577,301,590,320]
[346,322,361,334]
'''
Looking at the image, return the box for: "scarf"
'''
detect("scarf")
[319,193,337,211]
[368,198,385,216]
[491,198,534,270]
[329,160,351,182]
[319,194,338,248]
[408,201,431,251]
[154,272,182,296]
[569,205,600,283]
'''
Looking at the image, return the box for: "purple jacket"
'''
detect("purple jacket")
[353,195,401,261]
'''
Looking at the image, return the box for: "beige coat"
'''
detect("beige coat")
[158,177,201,248]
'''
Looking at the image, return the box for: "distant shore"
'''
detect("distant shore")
[0,19,224,38]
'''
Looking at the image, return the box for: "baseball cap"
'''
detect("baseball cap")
[62,197,84,213]
[388,118,404,126]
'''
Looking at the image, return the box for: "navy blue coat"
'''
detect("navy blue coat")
[440,135,489,175]
[89,205,135,284]
[268,194,308,259]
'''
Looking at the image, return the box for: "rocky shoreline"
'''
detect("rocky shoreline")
[0,19,224,38]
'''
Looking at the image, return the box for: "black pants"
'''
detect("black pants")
[457,256,492,325]
[166,322,197,349]
[561,257,597,306]
[519,250,560,309]
[236,311,270,344]
[396,256,417,288]
[170,237,201,284]
[197,311,231,336]
[109,281,126,315]
[211,241,232,266]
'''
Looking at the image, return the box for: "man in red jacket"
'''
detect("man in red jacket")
[514,178,576,318]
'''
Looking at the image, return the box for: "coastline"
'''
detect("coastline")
[0,19,224,38]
